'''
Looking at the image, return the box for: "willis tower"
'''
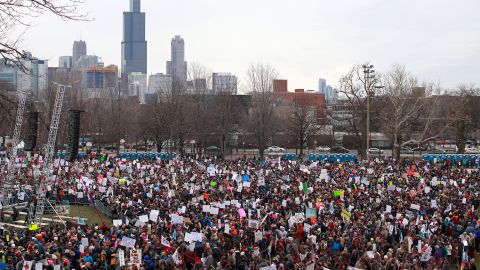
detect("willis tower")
[121,0,147,78]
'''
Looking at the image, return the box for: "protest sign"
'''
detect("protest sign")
[120,236,136,249]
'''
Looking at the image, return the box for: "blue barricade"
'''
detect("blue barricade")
[118,152,177,160]
[308,153,357,163]
[282,153,298,160]
[422,154,480,164]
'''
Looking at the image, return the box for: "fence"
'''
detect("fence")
[94,200,113,218]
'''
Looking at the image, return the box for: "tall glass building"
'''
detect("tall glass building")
[121,0,147,77]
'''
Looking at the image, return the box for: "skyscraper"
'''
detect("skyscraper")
[166,35,187,85]
[121,0,147,77]
[318,78,326,93]
[72,40,86,68]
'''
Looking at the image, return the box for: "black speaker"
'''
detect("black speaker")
[66,110,82,161]
[24,112,39,151]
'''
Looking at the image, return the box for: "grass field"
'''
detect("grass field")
[52,205,112,226]
[2,205,112,227]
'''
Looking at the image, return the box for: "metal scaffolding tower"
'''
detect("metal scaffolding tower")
[27,83,70,226]
[0,75,30,206]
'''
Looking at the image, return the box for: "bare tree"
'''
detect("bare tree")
[187,62,214,156]
[378,65,423,159]
[155,79,190,155]
[0,80,16,135]
[394,83,456,150]
[214,76,240,156]
[141,100,171,152]
[244,63,279,158]
[336,64,379,158]
[447,84,480,153]
[286,103,320,156]
[0,0,87,62]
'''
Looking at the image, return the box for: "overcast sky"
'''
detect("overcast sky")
[19,0,480,92]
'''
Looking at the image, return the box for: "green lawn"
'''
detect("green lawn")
[68,205,112,225]
[42,205,112,226]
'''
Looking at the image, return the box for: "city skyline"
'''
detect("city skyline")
[16,0,480,91]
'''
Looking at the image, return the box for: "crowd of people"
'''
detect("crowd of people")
[0,152,479,269]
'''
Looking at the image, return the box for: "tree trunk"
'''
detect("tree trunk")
[156,138,162,153]
[221,133,226,156]
[299,139,305,157]
[394,134,400,160]
[456,125,467,154]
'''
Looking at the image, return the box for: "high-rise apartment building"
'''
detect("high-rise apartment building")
[72,40,87,68]
[0,59,18,87]
[318,78,326,93]
[212,72,238,95]
[85,65,118,98]
[148,73,172,98]
[128,72,147,103]
[1,54,48,98]
[59,56,72,68]
[121,0,147,77]
[318,78,337,104]
[166,35,187,85]
[15,53,48,98]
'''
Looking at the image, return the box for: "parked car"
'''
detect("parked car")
[412,147,427,153]
[205,146,220,152]
[368,148,383,155]
[465,148,480,154]
[316,146,331,152]
[400,146,413,154]
[132,145,146,151]
[266,146,286,153]
[429,147,446,154]
[330,146,349,153]
[466,139,477,146]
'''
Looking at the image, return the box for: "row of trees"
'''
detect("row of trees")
[1,62,478,160]
[335,64,480,159]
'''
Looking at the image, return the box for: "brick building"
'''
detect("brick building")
[272,79,326,118]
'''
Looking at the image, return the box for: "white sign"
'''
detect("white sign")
[410,204,420,211]
[113,219,123,227]
[118,249,126,266]
[171,214,184,224]
[149,210,159,222]
[120,236,136,249]
[139,215,149,223]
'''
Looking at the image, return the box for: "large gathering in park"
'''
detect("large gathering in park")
[0,153,479,269]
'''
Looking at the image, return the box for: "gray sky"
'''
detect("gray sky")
[19,0,480,92]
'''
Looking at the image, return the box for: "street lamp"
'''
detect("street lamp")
[362,64,383,160]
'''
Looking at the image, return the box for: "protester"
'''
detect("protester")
[0,153,479,269]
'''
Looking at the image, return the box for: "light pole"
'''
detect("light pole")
[362,64,382,160]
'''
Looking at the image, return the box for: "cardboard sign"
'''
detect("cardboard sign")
[149,210,159,222]
[120,236,136,249]
[171,214,184,224]
[118,249,125,266]
[130,249,142,268]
